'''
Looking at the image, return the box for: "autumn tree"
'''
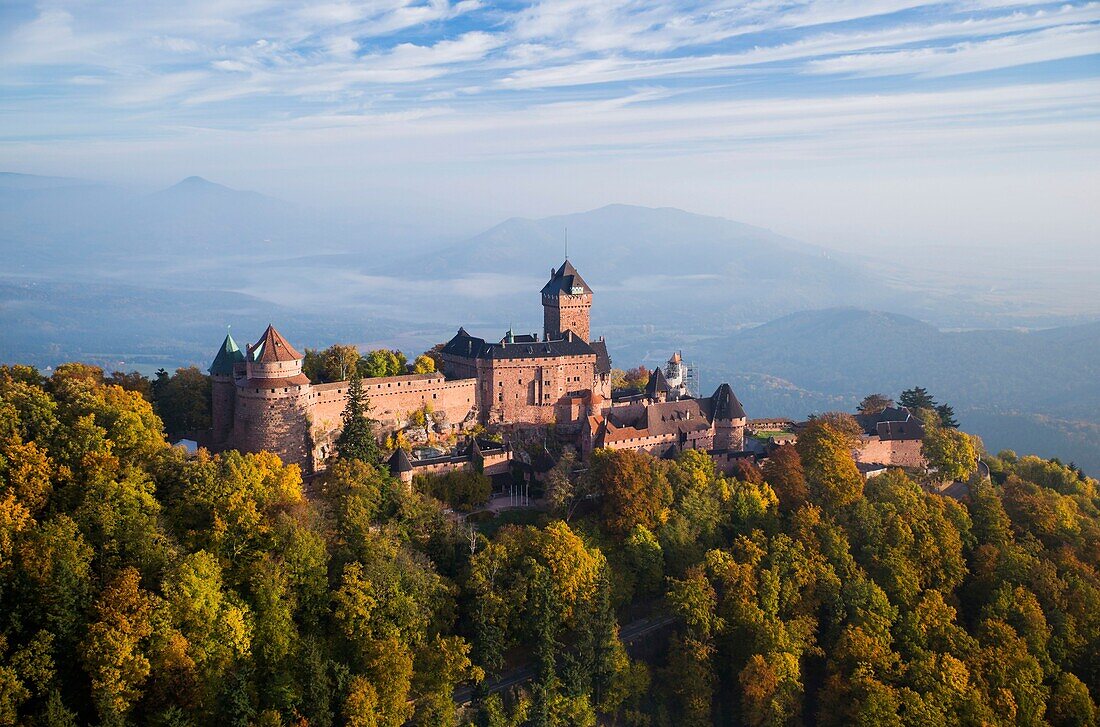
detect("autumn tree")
[762,444,807,513]
[591,449,672,539]
[796,418,864,509]
[411,354,436,374]
[921,412,977,481]
[81,568,154,725]
[858,394,894,415]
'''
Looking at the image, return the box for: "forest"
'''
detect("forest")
[1,363,1099,726]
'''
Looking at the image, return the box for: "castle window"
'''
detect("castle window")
[271,389,276,393]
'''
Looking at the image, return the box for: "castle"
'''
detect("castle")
[204,259,749,474]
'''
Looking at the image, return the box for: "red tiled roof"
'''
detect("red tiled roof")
[250,325,303,363]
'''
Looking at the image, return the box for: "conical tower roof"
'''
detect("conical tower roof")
[250,324,303,363]
[646,367,671,397]
[209,331,245,375]
[388,447,413,474]
[710,383,747,421]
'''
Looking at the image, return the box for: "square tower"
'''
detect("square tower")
[541,259,592,342]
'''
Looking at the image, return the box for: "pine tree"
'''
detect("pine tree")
[899,386,936,411]
[936,403,958,428]
[335,375,381,466]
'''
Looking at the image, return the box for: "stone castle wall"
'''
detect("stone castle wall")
[231,384,313,469]
[210,376,236,445]
[305,373,478,465]
[476,354,599,425]
[544,293,592,341]
[856,436,926,468]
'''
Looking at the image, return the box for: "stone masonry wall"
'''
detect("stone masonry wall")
[231,385,313,469]
[304,374,478,466]
[855,436,926,468]
[477,354,598,425]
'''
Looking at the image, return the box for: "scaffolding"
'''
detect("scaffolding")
[684,360,700,398]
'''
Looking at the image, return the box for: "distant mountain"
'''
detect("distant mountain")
[696,308,1100,472]
[0,173,349,273]
[382,204,959,328]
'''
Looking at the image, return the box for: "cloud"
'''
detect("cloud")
[806,23,1100,77]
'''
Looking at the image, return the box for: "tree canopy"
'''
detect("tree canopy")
[1,362,1098,726]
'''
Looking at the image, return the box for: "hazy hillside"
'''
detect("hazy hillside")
[0,174,352,273]
[380,204,928,326]
[696,308,1100,471]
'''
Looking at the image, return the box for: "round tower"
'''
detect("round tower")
[711,383,747,452]
[208,329,245,446]
[232,325,314,468]
[542,260,592,342]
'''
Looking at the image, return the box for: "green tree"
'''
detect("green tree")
[151,367,211,440]
[921,414,977,481]
[936,403,959,429]
[359,350,406,379]
[899,387,936,411]
[336,375,381,466]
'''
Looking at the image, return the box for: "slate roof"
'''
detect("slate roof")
[442,327,597,361]
[250,325,303,363]
[209,331,245,375]
[598,381,748,443]
[645,367,671,397]
[500,331,538,344]
[854,406,921,438]
[388,448,413,474]
[644,399,713,436]
[878,419,925,441]
[590,339,611,375]
[710,383,747,421]
[540,260,592,296]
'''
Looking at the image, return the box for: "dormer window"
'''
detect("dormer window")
[570,286,584,295]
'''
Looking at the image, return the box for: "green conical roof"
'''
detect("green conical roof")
[209,331,245,375]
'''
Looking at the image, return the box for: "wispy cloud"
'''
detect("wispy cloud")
[808,23,1100,77]
[0,0,1097,210]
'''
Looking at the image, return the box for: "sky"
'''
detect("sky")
[1,0,1098,259]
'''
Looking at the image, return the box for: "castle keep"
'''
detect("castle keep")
[205,259,749,473]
